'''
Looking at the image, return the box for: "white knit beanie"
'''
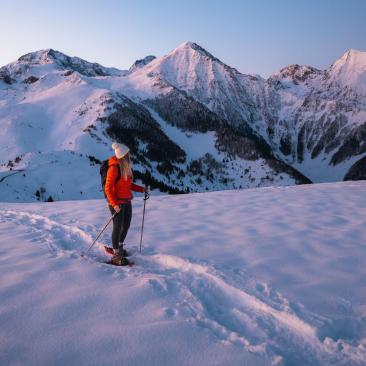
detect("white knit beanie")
[112,142,129,159]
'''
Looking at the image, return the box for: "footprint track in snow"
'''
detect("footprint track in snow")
[0,209,96,257]
[135,254,366,366]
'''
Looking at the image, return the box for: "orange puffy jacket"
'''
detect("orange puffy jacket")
[105,156,144,207]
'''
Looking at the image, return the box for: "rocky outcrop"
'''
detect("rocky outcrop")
[104,93,186,164]
[344,156,366,180]
[23,76,39,84]
[0,67,12,84]
[145,89,225,133]
[129,55,156,73]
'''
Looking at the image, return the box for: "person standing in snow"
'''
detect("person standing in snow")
[105,142,147,265]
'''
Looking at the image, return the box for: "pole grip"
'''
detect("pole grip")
[139,186,149,253]
[144,185,150,200]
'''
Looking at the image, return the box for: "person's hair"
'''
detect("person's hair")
[118,152,133,180]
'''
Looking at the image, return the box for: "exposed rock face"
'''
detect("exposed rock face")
[144,89,225,133]
[104,93,186,164]
[129,55,156,73]
[0,68,12,84]
[23,76,39,84]
[344,156,366,181]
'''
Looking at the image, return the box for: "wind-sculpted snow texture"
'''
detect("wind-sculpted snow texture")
[0,181,365,365]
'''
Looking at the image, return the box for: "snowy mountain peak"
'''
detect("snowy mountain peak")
[328,49,366,94]
[7,49,126,78]
[173,41,198,52]
[17,49,57,65]
[176,40,196,48]
[274,64,321,83]
[139,40,238,93]
[171,41,221,63]
[330,49,366,74]
[333,48,366,66]
[129,55,156,73]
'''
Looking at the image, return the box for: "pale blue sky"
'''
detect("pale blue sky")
[1,0,365,77]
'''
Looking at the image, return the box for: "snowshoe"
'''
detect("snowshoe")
[106,256,134,267]
[104,245,128,257]
[106,252,134,267]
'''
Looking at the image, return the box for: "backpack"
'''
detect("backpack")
[100,160,121,197]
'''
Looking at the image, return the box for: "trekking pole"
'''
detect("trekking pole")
[139,186,150,254]
[83,212,117,256]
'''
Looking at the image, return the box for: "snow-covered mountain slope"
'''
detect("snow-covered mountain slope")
[0,45,309,203]
[126,42,366,184]
[1,42,365,202]
[2,48,128,78]
[138,41,264,130]
[328,49,366,95]
[1,181,366,365]
[119,42,366,184]
[261,50,366,182]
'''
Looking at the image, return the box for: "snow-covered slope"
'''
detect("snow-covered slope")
[132,43,366,184]
[134,41,267,142]
[130,43,366,183]
[262,50,366,182]
[328,49,366,95]
[1,43,365,202]
[1,181,365,365]
[0,45,309,203]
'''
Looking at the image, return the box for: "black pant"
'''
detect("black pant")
[109,202,132,250]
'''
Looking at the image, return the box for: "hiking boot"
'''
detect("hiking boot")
[111,253,130,266]
[120,248,129,257]
[111,252,122,264]
[118,244,128,257]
